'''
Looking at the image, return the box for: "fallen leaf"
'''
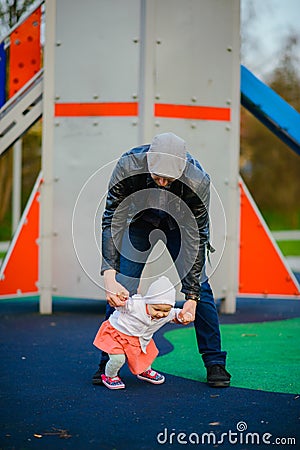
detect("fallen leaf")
[42,428,72,439]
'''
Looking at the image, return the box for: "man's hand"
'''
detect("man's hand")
[103,270,129,307]
[178,299,197,324]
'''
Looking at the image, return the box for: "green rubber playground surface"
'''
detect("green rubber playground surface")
[153,317,300,394]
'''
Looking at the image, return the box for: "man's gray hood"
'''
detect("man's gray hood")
[147,132,187,179]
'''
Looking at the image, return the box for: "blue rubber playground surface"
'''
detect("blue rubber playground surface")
[1,296,300,450]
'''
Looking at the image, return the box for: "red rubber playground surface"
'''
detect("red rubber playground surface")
[1,296,300,450]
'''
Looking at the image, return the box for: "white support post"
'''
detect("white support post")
[220,0,241,314]
[12,139,22,233]
[138,0,155,144]
[39,0,56,314]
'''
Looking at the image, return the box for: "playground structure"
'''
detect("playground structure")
[0,0,299,314]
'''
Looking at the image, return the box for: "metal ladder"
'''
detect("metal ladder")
[0,68,43,156]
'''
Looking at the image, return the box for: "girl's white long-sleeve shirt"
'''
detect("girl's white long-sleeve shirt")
[108,294,181,353]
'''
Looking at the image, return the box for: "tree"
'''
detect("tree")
[240,33,300,229]
[269,34,300,110]
[0,0,39,32]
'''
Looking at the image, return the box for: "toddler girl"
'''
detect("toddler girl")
[93,276,188,389]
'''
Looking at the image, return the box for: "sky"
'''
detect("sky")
[240,0,300,80]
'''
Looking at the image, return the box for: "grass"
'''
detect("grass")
[262,210,300,231]
[153,318,300,394]
[277,240,300,256]
[0,251,8,266]
[0,218,11,241]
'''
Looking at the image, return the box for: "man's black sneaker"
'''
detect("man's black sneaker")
[92,362,107,385]
[207,364,231,387]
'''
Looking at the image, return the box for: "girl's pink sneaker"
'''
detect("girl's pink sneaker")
[137,369,165,384]
[101,374,125,390]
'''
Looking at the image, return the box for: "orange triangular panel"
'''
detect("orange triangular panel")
[239,179,300,296]
[0,175,41,296]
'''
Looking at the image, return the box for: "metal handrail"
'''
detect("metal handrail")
[0,69,43,155]
[0,68,43,117]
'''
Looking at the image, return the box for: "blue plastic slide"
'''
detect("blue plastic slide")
[0,43,6,108]
[240,65,300,156]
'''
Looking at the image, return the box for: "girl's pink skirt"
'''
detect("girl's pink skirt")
[93,320,159,375]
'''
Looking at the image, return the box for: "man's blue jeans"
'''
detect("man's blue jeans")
[102,220,227,368]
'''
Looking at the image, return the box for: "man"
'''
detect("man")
[93,132,231,387]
